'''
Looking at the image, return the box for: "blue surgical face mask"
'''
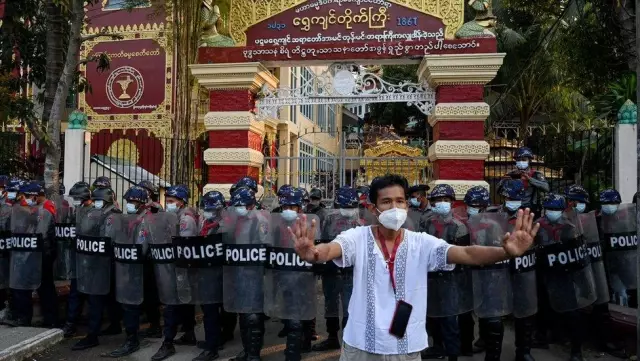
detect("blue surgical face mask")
[203,211,214,219]
[505,201,521,212]
[601,204,619,216]
[26,198,36,206]
[166,203,178,213]
[126,203,137,214]
[433,201,451,215]
[409,198,420,207]
[467,207,480,216]
[281,209,298,222]
[72,199,82,207]
[235,206,248,217]
[574,203,586,213]
[516,161,529,170]
[339,208,358,218]
[7,192,16,201]
[94,200,104,209]
[545,210,563,222]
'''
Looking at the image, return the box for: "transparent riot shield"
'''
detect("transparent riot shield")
[600,203,637,289]
[318,209,362,318]
[468,213,513,318]
[222,210,270,314]
[426,215,474,317]
[75,208,114,295]
[147,212,180,305]
[174,232,225,305]
[579,212,609,304]
[9,206,43,290]
[0,204,9,289]
[537,213,596,313]
[112,214,146,305]
[264,213,319,320]
[54,200,76,280]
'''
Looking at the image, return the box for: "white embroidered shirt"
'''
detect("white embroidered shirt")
[332,226,454,355]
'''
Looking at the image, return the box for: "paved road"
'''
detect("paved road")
[29,314,620,361]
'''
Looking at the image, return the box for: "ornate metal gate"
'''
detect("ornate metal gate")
[260,155,431,204]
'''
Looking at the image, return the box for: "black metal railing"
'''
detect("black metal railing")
[485,128,615,207]
[85,131,204,206]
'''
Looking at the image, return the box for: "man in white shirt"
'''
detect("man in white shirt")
[289,174,540,361]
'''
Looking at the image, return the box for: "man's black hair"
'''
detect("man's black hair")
[369,174,409,205]
[408,185,429,198]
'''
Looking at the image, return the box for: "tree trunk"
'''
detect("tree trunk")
[617,0,636,70]
[41,0,66,127]
[43,0,83,199]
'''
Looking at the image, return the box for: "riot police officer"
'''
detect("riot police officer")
[271,184,294,214]
[536,194,595,361]
[564,185,589,214]
[487,180,537,361]
[0,179,23,325]
[593,189,631,358]
[266,188,317,360]
[405,184,430,231]
[7,181,58,327]
[423,184,472,361]
[191,190,227,361]
[506,147,549,214]
[458,186,490,357]
[305,188,325,215]
[61,181,92,338]
[72,187,122,351]
[135,180,163,339]
[151,185,200,361]
[0,175,10,314]
[313,186,361,352]
[107,186,150,357]
[138,180,163,213]
[223,187,269,361]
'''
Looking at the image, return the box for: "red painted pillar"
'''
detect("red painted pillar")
[418,54,505,201]
[190,63,279,197]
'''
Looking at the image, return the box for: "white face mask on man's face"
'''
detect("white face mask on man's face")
[376,207,408,231]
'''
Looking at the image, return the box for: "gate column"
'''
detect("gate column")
[190,62,279,197]
[418,53,505,201]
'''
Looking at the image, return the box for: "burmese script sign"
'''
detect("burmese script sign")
[85,39,167,115]
[244,0,447,47]
[200,0,496,63]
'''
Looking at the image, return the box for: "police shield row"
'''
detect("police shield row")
[436,180,634,361]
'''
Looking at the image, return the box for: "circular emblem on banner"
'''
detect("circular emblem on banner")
[106,66,144,108]
[333,70,356,96]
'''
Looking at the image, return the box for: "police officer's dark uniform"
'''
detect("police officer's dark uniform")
[61,181,93,338]
[8,181,58,327]
[136,180,163,338]
[72,187,122,351]
[506,147,549,215]
[107,186,151,357]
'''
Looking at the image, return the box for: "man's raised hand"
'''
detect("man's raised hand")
[288,214,319,263]
[502,208,540,257]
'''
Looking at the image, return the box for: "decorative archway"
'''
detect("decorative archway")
[190,0,504,198]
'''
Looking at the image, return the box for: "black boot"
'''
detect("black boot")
[174,330,197,345]
[421,347,445,359]
[193,350,220,361]
[515,317,536,361]
[484,318,504,361]
[231,316,249,361]
[246,314,264,361]
[62,322,76,338]
[312,335,341,351]
[151,342,176,361]
[72,335,99,351]
[107,335,140,358]
[284,322,302,361]
[307,318,318,341]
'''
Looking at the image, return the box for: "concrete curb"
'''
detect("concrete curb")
[0,329,63,361]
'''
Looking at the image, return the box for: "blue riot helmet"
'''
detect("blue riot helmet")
[334,186,359,209]
[92,176,111,189]
[165,185,189,213]
[124,186,149,214]
[201,191,226,211]
[464,186,490,216]
[565,184,589,213]
[429,184,455,216]
[138,180,159,202]
[499,179,525,212]
[542,193,566,223]
[599,188,621,216]
[230,187,256,217]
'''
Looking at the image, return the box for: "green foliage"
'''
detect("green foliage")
[591,72,637,122]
